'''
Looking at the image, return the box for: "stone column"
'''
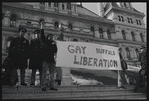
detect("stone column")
[95,30,99,38]
[129,47,135,60]
[59,3,62,11]
[45,3,49,10]
[111,32,116,40]
[125,30,132,41]
[3,16,10,26]
[122,46,128,60]
[61,67,72,85]
[103,31,108,39]
[143,33,146,42]
[51,3,54,8]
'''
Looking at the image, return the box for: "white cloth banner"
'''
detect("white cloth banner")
[56,41,122,70]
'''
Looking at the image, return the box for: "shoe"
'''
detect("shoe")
[50,87,58,91]
[41,87,47,91]
[133,87,138,92]
[118,86,127,89]
[21,82,27,86]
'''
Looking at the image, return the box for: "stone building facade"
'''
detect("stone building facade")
[2,2,146,67]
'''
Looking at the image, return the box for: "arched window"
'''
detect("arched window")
[62,3,65,10]
[67,3,71,10]
[6,36,14,52]
[107,30,111,40]
[131,31,135,41]
[68,23,73,30]
[126,47,130,59]
[90,26,95,36]
[10,14,17,27]
[140,33,144,42]
[99,28,103,38]
[39,18,45,25]
[54,21,59,29]
[122,30,126,40]
[135,49,139,58]
[72,38,78,42]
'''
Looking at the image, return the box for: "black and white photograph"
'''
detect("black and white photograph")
[2,2,147,100]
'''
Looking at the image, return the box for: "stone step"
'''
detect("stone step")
[3,92,146,100]
[2,85,146,99]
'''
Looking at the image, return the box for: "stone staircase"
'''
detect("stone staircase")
[2,85,146,100]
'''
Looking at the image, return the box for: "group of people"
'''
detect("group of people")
[2,21,58,91]
[118,46,147,93]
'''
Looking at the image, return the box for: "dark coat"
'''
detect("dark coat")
[29,39,43,69]
[9,36,30,68]
[2,56,18,85]
[40,29,57,64]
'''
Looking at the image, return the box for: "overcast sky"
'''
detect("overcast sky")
[82,3,146,27]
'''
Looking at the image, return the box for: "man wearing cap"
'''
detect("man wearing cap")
[40,21,58,91]
[9,27,32,86]
[133,46,147,92]
[29,29,43,86]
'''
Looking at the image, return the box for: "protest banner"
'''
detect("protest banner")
[56,41,122,70]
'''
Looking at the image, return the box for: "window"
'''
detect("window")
[138,20,141,25]
[121,16,124,22]
[127,18,130,23]
[10,14,17,27]
[136,19,141,25]
[6,36,14,52]
[126,47,131,59]
[90,26,95,36]
[118,15,124,22]
[99,28,103,38]
[68,23,73,30]
[140,33,144,42]
[54,21,59,29]
[40,2,45,6]
[48,2,51,7]
[90,26,94,32]
[130,18,133,24]
[67,3,71,10]
[135,49,139,58]
[62,3,65,10]
[122,30,126,40]
[73,38,78,42]
[131,31,135,41]
[39,18,45,25]
[107,30,111,40]
[54,3,58,8]
[2,13,4,21]
[118,15,121,21]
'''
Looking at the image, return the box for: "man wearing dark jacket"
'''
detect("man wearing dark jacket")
[40,22,58,91]
[29,30,43,86]
[9,28,32,86]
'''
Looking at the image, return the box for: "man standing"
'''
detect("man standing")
[133,46,147,92]
[40,22,58,91]
[118,48,130,89]
[9,28,32,86]
[29,29,43,86]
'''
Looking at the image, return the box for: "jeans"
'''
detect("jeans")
[41,61,56,88]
